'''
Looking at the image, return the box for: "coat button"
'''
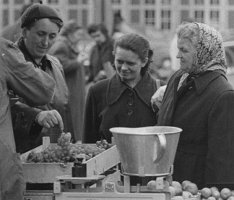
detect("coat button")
[127,110,133,116]
[128,100,133,106]
[128,92,133,97]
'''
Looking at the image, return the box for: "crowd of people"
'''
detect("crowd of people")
[1,2,234,200]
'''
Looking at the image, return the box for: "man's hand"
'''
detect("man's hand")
[36,110,64,131]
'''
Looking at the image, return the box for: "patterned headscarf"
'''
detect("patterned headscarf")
[177,22,227,90]
[193,22,227,74]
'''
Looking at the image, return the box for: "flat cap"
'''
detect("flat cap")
[21,3,63,28]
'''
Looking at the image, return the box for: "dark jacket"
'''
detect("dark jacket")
[157,69,234,189]
[49,36,86,141]
[89,38,114,82]
[83,72,159,143]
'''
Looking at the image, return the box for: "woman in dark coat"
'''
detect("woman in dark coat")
[157,22,234,189]
[83,33,161,143]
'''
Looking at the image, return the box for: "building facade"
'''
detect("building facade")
[1,0,234,64]
[1,0,234,31]
[1,0,234,36]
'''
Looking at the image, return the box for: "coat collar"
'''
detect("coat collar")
[107,73,156,107]
[193,70,226,95]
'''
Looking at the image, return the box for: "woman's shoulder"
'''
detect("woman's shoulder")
[89,79,110,94]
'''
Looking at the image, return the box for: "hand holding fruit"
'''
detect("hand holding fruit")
[36,109,64,131]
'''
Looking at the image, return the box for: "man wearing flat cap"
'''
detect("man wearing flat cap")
[11,3,74,154]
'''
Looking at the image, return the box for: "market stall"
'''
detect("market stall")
[21,128,234,200]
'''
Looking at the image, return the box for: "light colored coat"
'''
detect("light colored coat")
[0,38,55,200]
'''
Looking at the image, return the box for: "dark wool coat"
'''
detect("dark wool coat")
[83,72,159,143]
[157,69,234,189]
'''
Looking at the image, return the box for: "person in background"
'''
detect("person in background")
[0,38,55,200]
[83,33,161,143]
[157,22,234,189]
[154,56,174,83]
[49,20,87,141]
[0,2,34,42]
[11,3,72,153]
[87,23,115,83]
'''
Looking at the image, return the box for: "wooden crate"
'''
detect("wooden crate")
[21,144,120,183]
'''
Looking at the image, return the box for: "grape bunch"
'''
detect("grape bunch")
[26,133,110,163]
[96,139,113,150]
[57,132,72,147]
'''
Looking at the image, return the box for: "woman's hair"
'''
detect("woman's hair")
[21,3,63,31]
[113,33,153,75]
[60,20,81,36]
[176,22,199,47]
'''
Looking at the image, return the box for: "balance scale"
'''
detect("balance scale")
[53,169,172,200]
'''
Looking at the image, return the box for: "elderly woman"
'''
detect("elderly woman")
[157,22,234,189]
[11,3,72,153]
[49,20,86,141]
[83,33,161,143]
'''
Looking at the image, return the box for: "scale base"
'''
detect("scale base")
[55,191,169,200]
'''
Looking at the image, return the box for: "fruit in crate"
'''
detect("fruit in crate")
[26,132,112,163]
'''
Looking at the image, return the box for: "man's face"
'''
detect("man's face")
[90,30,106,45]
[23,18,59,60]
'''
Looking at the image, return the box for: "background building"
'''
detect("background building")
[1,0,234,65]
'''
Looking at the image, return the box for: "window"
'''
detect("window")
[68,0,78,4]
[195,0,204,5]
[161,10,171,30]
[210,10,219,23]
[82,9,88,26]
[3,9,9,27]
[181,0,189,5]
[47,0,59,3]
[131,0,140,4]
[82,0,88,4]
[194,10,204,22]
[14,0,24,4]
[180,10,190,22]
[130,10,140,23]
[112,0,121,4]
[145,10,155,25]
[228,11,234,28]
[68,9,78,20]
[161,0,171,5]
[14,9,21,21]
[145,0,155,4]
[210,0,219,5]
[229,0,234,5]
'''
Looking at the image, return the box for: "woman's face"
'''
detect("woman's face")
[114,47,147,87]
[176,38,197,73]
[23,18,59,61]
